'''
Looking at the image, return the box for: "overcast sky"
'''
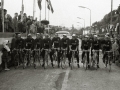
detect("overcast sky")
[4,0,120,28]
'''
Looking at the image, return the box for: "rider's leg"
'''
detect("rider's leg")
[57,51,61,68]
[68,51,72,67]
[41,50,45,67]
[87,52,90,68]
[97,51,100,68]
[49,50,54,67]
[81,52,85,63]
[75,51,80,68]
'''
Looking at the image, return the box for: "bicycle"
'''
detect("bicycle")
[82,50,89,70]
[52,48,60,67]
[23,49,32,69]
[70,49,77,70]
[61,48,67,69]
[92,50,99,70]
[43,49,49,69]
[104,51,112,72]
[13,49,20,69]
[33,48,41,69]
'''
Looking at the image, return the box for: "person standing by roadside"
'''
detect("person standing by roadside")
[13,13,18,32]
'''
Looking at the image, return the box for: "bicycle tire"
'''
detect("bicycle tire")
[44,53,48,69]
[23,56,27,69]
[109,57,112,72]
[71,55,74,70]
[14,54,19,69]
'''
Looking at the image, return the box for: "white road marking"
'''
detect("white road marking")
[61,68,70,90]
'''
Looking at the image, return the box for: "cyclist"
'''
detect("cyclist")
[81,35,91,68]
[91,35,100,68]
[42,34,54,67]
[14,33,24,64]
[24,34,34,66]
[102,34,112,66]
[69,34,80,68]
[51,34,61,68]
[61,34,70,66]
[33,33,43,61]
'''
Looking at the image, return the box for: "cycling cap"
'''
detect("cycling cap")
[94,35,97,37]
[72,34,76,36]
[28,34,31,36]
[63,34,67,36]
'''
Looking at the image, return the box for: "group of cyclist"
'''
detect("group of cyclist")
[10,32,80,69]
[1,32,120,70]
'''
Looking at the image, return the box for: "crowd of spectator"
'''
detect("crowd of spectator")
[0,8,45,34]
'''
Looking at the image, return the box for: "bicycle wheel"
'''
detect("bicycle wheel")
[84,55,88,70]
[83,54,87,70]
[23,55,27,69]
[109,57,112,72]
[71,55,74,70]
[34,55,38,69]
[44,53,48,69]
[61,54,66,69]
[14,54,19,69]
[105,56,108,68]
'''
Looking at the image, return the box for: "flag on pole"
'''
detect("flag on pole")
[38,0,42,10]
[46,0,54,13]
[46,0,50,10]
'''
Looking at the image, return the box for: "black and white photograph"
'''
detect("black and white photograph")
[0,0,120,90]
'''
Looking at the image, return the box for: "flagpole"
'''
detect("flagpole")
[33,0,35,20]
[40,10,41,21]
[45,0,46,20]
[1,0,4,33]
[48,6,49,34]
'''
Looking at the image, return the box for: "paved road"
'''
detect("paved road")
[0,39,120,90]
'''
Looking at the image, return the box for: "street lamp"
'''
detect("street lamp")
[79,6,91,33]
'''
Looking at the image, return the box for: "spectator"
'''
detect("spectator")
[13,13,18,32]
[18,11,22,21]
[1,40,11,71]
[30,20,37,34]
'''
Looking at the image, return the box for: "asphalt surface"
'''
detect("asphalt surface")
[0,39,120,90]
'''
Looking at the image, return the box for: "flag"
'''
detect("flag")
[46,0,50,10]
[38,0,42,10]
[46,0,54,13]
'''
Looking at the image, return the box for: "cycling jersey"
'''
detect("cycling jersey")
[61,38,69,49]
[92,39,100,50]
[15,37,24,49]
[103,39,111,51]
[34,38,43,49]
[43,38,51,49]
[25,37,34,49]
[81,40,90,50]
[52,37,61,48]
[70,38,79,50]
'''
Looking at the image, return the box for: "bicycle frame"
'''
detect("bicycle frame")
[53,48,59,65]
[82,50,89,70]
[13,49,20,69]
[34,48,41,69]
[61,48,67,69]
[92,50,99,69]
[105,51,112,72]
[44,49,49,69]
[70,49,77,70]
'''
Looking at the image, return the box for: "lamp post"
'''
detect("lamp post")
[110,0,113,36]
[79,6,91,33]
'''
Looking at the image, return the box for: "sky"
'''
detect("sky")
[4,0,120,29]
